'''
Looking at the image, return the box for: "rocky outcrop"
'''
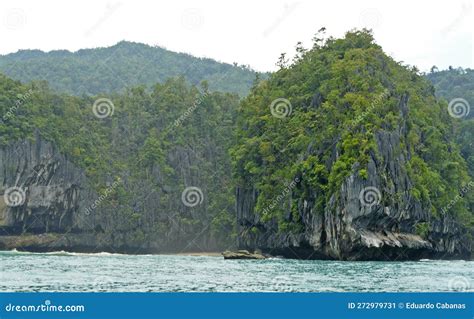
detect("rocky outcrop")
[236,96,472,261]
[0,133,230,253]
[1,134,92,234]
[222,250,266,259]
[0,134,112,252]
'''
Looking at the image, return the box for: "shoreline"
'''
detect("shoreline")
[1,248,472,261]
[0,248,223,257]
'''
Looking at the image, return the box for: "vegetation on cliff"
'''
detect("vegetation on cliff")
[1,30,472,254]
[426,67,473,179]
[231,30,473,234]
[0,74,238,249]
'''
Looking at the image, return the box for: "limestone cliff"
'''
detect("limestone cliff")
[233,31,473,261]
[236,117,472,260]
[0,133,230,253]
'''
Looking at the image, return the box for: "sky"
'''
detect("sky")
[0,0,472,72]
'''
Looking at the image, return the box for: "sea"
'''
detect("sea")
[0,250,472,292]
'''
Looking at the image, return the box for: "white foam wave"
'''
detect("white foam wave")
[1,249,126,257]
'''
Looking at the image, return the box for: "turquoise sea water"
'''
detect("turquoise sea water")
[0,250,473,292]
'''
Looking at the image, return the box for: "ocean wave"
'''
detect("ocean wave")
[1,249,126,257]
[44,251,126,257]
[418,258,468,263]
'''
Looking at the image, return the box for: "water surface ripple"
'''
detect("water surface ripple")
[1,251,472,292]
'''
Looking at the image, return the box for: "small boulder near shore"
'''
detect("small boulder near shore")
[222,250,266,260]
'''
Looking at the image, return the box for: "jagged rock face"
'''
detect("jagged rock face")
[0,135,106,251]
[0,136,92,234]
[0,134,228,253]
[236,96,472,261]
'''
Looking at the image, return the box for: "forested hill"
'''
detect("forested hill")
[0,74,239,252]
[232,30,473,260]
[0,41,259,97]
[426,68,473,179]
[426,67,473,119]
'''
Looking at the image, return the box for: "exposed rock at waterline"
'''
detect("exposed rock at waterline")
[222,250,266,260]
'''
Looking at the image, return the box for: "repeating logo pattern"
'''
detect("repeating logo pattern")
[448,276,471,291]
[3,186,26,207]
[270,98,292,118]
[181,186,204,207]
[181,8,204,30]
[447,98,470,119]
[359,186,382,207]
[3,8,26,30]
[92,98,115,119]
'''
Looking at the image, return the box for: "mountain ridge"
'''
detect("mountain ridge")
[0,40,262,97]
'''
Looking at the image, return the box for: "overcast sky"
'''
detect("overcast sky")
[1,0,472,72]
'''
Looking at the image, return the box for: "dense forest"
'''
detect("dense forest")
[0,74,239,251]
[0,41,260,97]
[232,30,473,259]
[0,30,472,258]
[426,68,473,179]
[426,67,473,120]
[234,30,472,224]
